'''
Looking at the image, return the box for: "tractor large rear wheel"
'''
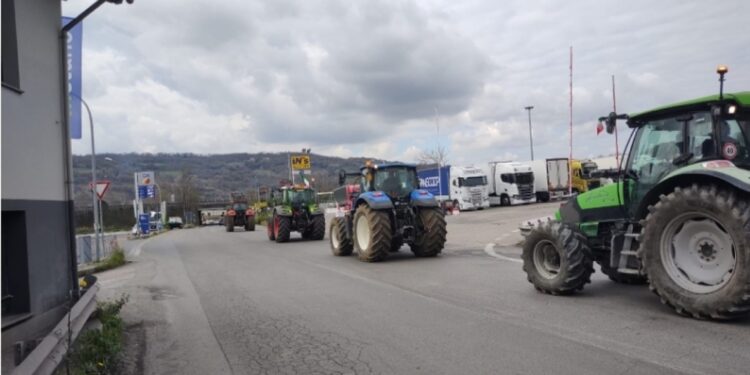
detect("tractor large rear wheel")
[245,217,255,231]
[310,215,326,240]
[225,217,234,232]
[639,184,750,320]
[352,205,391,262]
[330,217,352,256]
[410,208,446,257]
[522,221,594,295]
[275,215,291,243]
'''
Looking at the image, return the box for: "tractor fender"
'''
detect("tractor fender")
[636,169,750,219]
[409,189,439,207]
[355,191,393,210]
[274,208,293,217]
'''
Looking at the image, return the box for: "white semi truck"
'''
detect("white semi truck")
[484,161,535,206]
[417,165,490,210]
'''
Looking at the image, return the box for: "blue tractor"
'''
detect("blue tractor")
[330,162,447,262]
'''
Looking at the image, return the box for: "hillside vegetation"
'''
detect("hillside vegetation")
[73,152,389,207]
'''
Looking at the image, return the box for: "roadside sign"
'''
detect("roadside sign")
[138,185,156,199]
[139,213,150,234]
[89,180,111,200]
[290,154,311,170]
[135,171,155,186]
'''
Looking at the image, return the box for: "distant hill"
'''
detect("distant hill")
[72,152,390,207]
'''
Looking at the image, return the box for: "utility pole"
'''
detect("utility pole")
[525,106,534,161]
[75,94,103,261]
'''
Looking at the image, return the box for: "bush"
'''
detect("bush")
[63,295,129,375]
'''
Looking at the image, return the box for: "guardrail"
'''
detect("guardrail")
[12,284,99,375]
[75,233,123,265]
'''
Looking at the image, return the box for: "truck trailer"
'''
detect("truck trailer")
[417,165,490,211]
[484,161,535,206]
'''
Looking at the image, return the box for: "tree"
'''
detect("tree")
[177,168,199,223]
[417,145,450,166]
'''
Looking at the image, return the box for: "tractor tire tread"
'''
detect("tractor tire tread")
[521,221,594,295]
[410,208,447,257]
[353,205,391,262]
[330,217,353,256]
[639,184,750,320]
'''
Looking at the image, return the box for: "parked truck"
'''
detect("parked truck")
[484,161,535,206]
[417,165,490,211]
[532,158,601,201]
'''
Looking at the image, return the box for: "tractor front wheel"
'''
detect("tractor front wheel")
[410,208,446,257]
[275,215,291,243]
[521,221,594,295]
[310,215,326,240]
[353,205,391,262]
[225,217,234,232]
[245,217,255,231]
[330,217,353,256]
[267,215,275,240]
[639,184,750,320]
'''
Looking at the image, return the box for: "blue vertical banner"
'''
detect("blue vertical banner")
[62,17,83,139]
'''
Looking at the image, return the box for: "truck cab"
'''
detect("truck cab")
[486,162,535,206]
[448,166,490,210]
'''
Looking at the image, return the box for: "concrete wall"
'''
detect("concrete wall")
[1,0,75,370]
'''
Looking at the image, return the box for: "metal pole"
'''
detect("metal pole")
[75,94,100,261]
[525,106,534,161]
[568,46,574,196]
[611,75,620,169]
[434,107,441,202]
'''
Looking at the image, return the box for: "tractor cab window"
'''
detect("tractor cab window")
[626,115,685,214]
[628,117,683,185]
[688,112,714,161]
[373,167,418,197]
[719,118,750,164]
[233,203,247,211]
[289,189,314,204]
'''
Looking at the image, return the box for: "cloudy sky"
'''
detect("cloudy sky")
[65,0,750,165]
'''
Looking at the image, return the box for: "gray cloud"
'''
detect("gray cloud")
[66,0,749,165]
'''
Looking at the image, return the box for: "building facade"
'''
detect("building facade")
[2,0,78,370]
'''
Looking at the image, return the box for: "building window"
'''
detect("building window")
[2,211,30,321]
[2,0,21,91]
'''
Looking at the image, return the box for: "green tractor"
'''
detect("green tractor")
[267,185,325,243]
[522,66,750,320]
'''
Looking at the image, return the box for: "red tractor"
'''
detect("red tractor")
[224,193,256,232]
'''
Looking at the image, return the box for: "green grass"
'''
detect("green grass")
[78,248,127,276]
[60,295,129,375]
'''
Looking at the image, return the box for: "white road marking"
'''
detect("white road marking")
[484,243,523,264]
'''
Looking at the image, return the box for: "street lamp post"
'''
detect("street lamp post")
[74,94,103,261]
[525,106,535,161]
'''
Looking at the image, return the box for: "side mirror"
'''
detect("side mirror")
[599,112,629,134]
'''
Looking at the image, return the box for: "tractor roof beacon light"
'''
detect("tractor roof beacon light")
[717,65,729,101]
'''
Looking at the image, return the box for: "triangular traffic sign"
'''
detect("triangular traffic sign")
[90,180,111,200]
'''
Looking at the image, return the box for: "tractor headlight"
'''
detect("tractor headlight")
[728,105,737,115]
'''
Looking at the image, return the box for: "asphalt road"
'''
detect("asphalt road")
[99,202,750,375]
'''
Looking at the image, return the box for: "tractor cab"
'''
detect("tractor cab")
[360,162,420,200]
[598,68,750,219]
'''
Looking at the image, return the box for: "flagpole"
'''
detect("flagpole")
[568,46,573,196]
[611,75,620,169]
